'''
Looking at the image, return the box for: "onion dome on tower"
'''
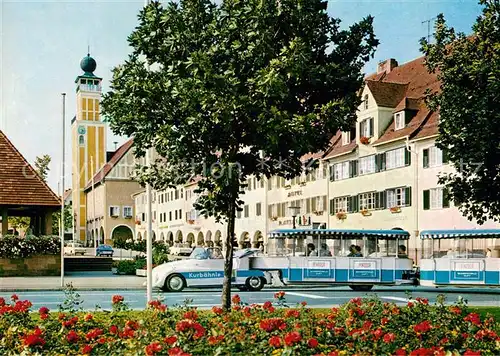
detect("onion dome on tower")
[80,53,97,75]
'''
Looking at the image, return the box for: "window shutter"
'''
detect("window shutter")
[352,160,358,177]
[323,196,327,212]
[423,148,429,168]
[347,197,352,213]
[350,126,356,141]
[405,148,411,166]
[376,154,386,172]
[443,188,450,208]
[375,192,380,209]
[306,198,311,213]
[329,165,335,181]
[423,190,430,210]
[375,154,380,172]
[405,186,412,206]
[380,153,386,171]
[369,118,374,137]
[330,199,335,214]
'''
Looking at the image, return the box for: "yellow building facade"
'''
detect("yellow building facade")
[71,54,106,243]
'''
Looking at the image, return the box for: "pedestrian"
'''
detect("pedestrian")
[347,244,357,257]
[306,243,316,256]
[354,245,363,257]
[486,248,492,258]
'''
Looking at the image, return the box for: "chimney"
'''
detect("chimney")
[377,58,398,74]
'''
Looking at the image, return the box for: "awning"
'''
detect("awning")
[420,229,500,239]
[268,228,410,240]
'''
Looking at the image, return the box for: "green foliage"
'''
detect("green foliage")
[102,0,378,308]
[116,260,137,275]
[134,256,146,270]
[52,203,73,235]
[58,283,83,313]
[420,1,500,224]
[34,154,51,182]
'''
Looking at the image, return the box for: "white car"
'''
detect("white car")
[169,243,193,256]
[152,247,266,292]
[64,242,86,256]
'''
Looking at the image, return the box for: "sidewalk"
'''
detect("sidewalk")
[0,273,146,292]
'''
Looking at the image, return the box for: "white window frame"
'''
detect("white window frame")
[360,119,371,137]
[386,147,405,170]
[394,112,405,130]
[359,192,375,210]
[256,203,262,216]
[364,94,369,110]
[386,188,405,208]
[123,206,133,218]
[430,187,444,209]
[334,161,350,180]
[359,155,376,175]
[315,196,324,212]
[334,197,348,213]
[429,146,443,168]
[109,206,120,217]
[342,131,351,146]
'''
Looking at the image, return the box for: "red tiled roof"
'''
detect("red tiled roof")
[85,139,134,190]
[366,81,408,108]
[0,130,60,207]
[393,97,421,113]
[322,131,358,159]
[412,111,439,140]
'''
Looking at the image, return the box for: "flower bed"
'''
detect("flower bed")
[0,235,60,258]
[0,293,498,355]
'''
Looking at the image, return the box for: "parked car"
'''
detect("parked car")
[64,242,86,256]
[169,243,193,256]
[96,245,114,257]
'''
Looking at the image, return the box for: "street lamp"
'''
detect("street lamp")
[289,206,301,256]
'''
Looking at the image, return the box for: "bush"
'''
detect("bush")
[0,294,498,355]
[134,256,146,270]
[0,235,60,258]
[116,260,136,275]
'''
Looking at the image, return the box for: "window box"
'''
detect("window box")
[360,136,370,145]
[271,216,278,221]
[313,210,323,216]
[336,211,347,220]
[389,206,401,214]
[135,220,141,225]
[360,209,371,217]
[188,219,195,225]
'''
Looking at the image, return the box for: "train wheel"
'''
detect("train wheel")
[349,285,373,292]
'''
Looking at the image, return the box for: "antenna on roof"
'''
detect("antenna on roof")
[422,17,437,43]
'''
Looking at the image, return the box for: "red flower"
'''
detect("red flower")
[350,297,362,306]
[183,310,198,320]
[125,320,139,330]
[86,328,103,341]
[259,318,287,332]
[164,335,178,345]
[168,347,191,356]
[263,301,273,310]
[328,352,339,356]
[308,338,319,348]
[449,306,462,315]
[284,331,302,346]
[148,300,167,312]
[11,294,19,302]
[381,317,389,325]
[410,348,433,356]
[464,312,481,326]
[22,327,45,348]
[407,301,414,308]
[301,301,307,307]
[415,297,429,305]
[212,306,223,315]
[145,342,162,356]
[175,319,205,339]
[97,337,106,344]
[285,309,300,318]
[82,345,93,355]
[464,350,481,356]
[0,297,5,306]
[84,313,93,322]
[208,335,224,345]
[269,336,282,348]
[66,330,79,343]
[413,321,432,334]
[372,328,384,340]
[110,325,118,334]
[362,320,373,330]
[383,333,396,343]
[274,291,285,299]
[112,295,124,304]
[231,294,241,305]
[394,349,406,356]
[39,306,49,315]
[63,316,79,328]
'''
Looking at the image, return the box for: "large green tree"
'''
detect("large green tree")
[421,0,500,224]
[102,0,377,309]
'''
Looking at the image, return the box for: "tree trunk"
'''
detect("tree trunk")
[221,197,236,311]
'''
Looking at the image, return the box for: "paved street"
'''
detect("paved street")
[2,286,498,311]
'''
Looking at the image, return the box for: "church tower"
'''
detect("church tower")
[72,53,106,243]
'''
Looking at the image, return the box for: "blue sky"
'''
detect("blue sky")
[1,0,483,191]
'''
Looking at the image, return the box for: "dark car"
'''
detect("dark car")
[96,245,114,257]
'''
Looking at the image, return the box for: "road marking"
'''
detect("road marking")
[284,292,328,300]
[381,296,408,302]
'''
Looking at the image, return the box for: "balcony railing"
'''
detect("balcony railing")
[78,84,102,93]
